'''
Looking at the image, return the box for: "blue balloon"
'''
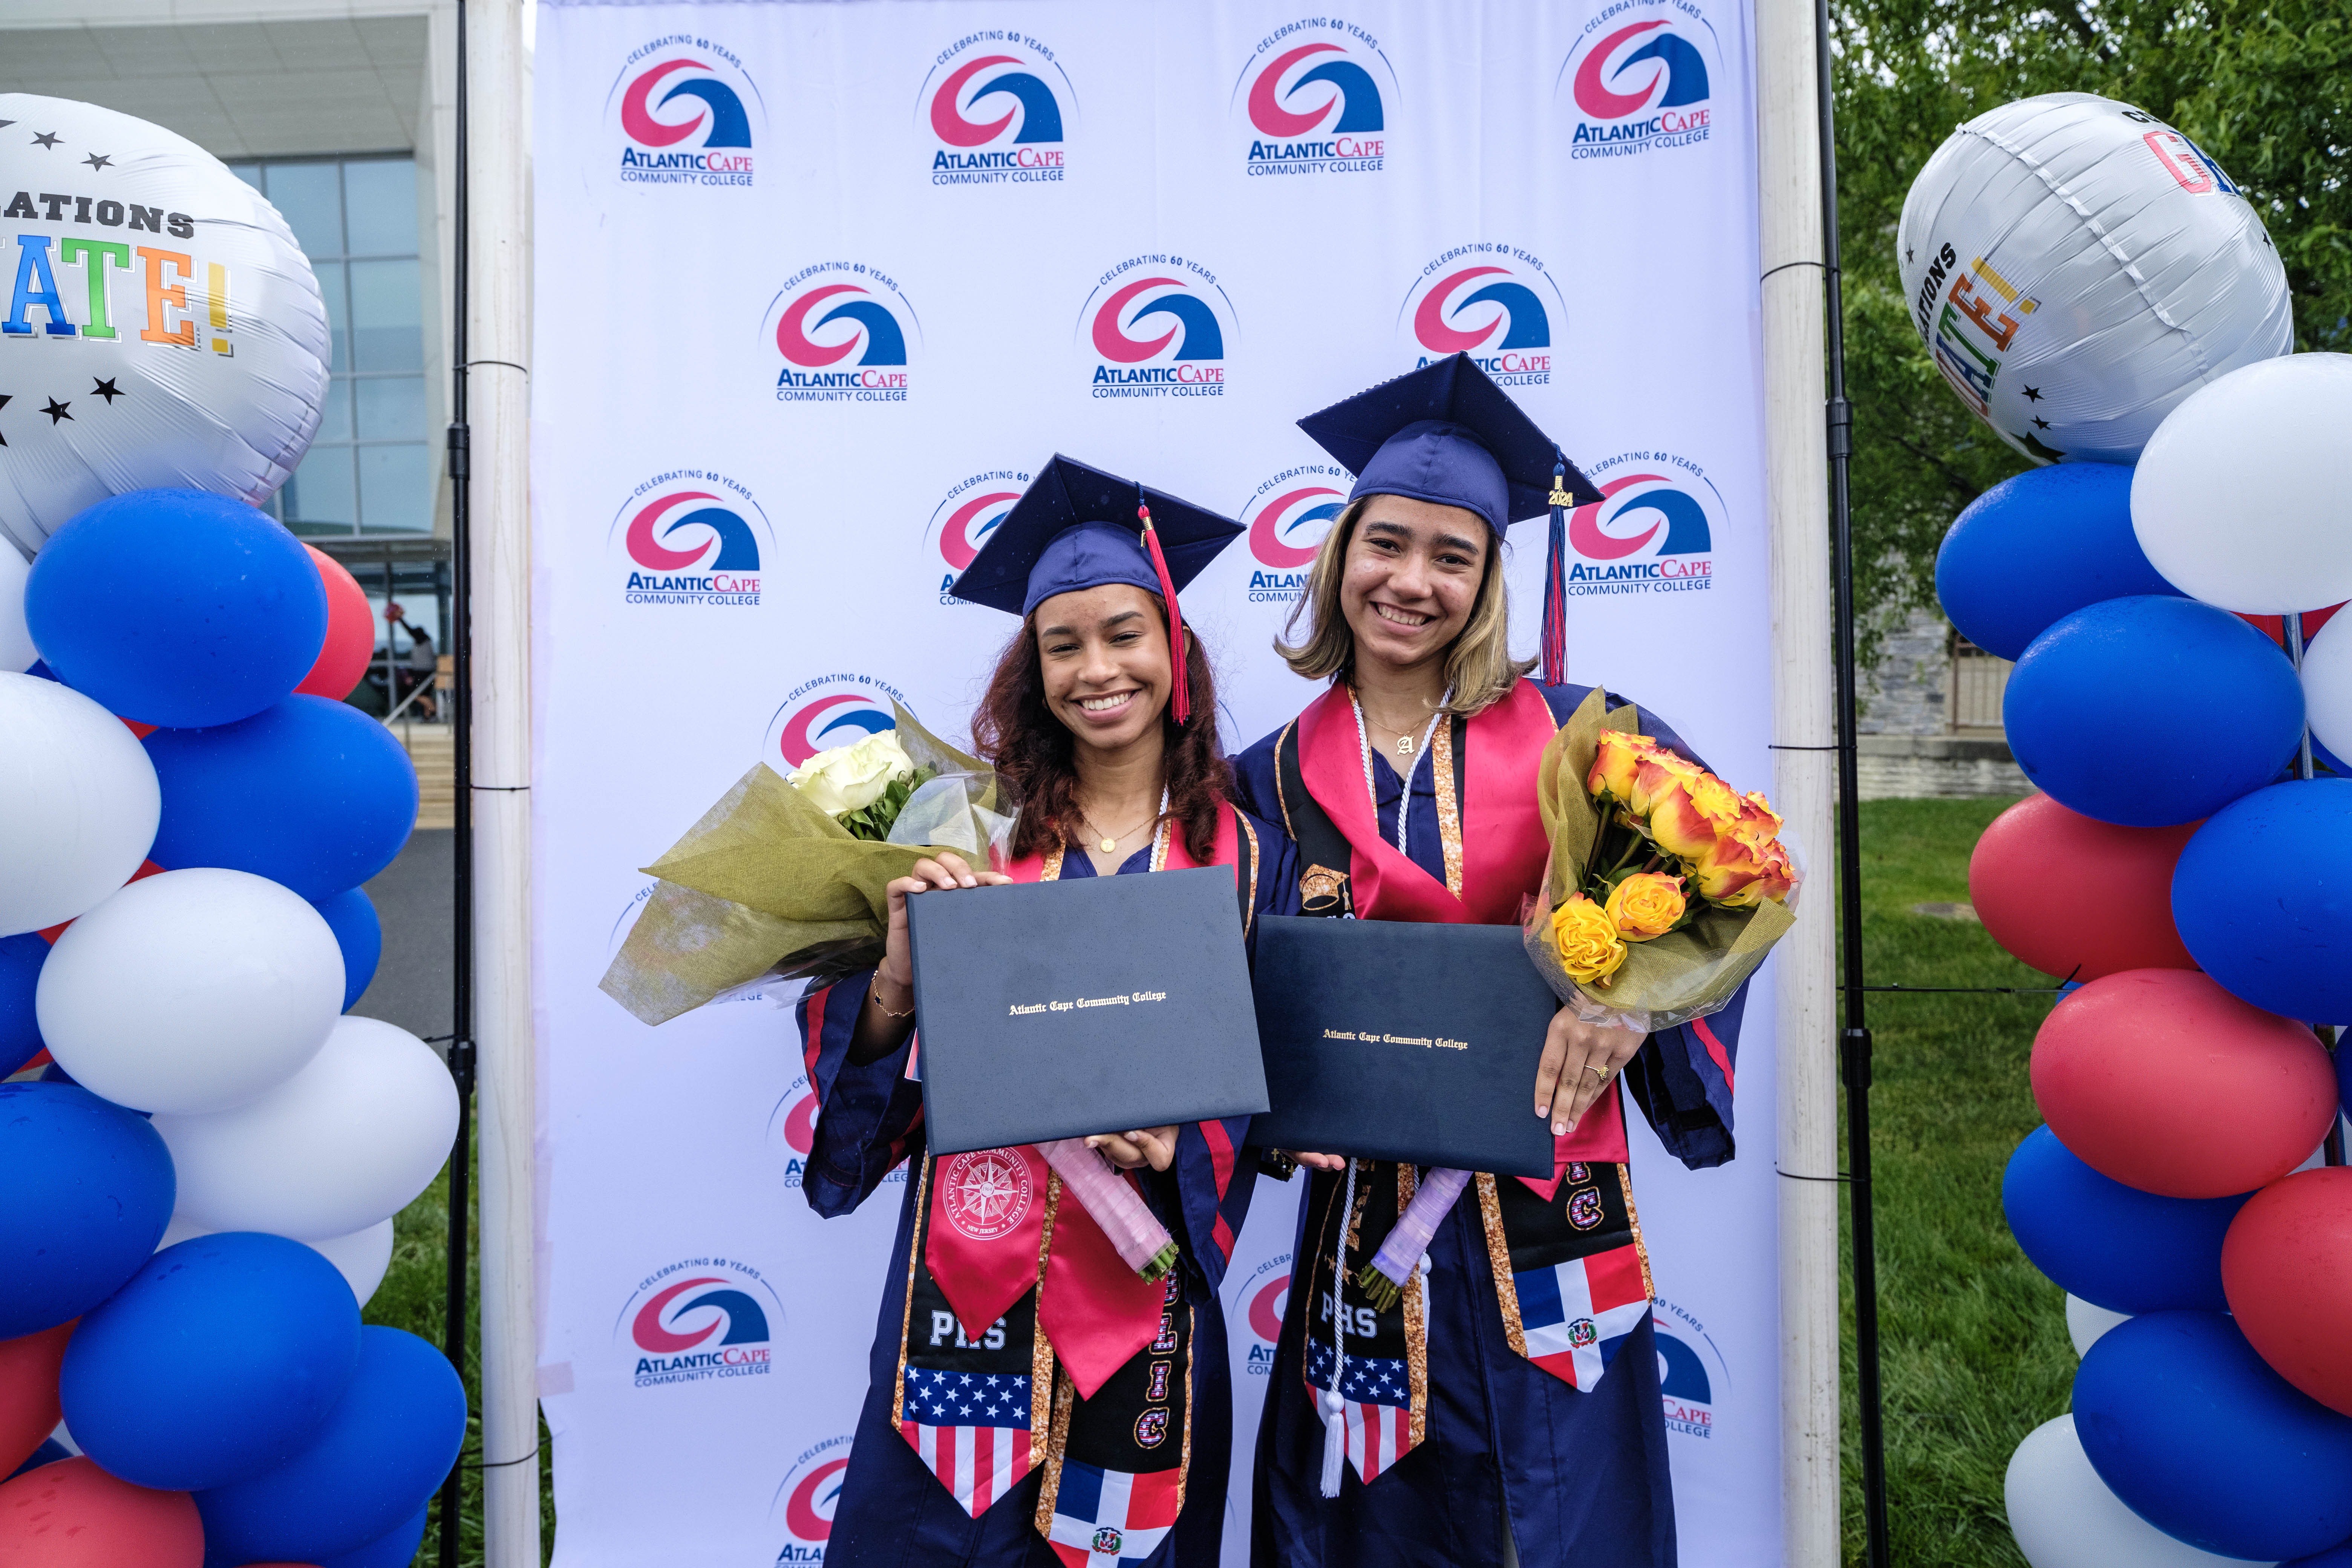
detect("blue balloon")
[5,1438,72,1481]
[2174,778,2352,1023]
[23,489,327,729]
[1935,464,2180,660]
[312,887,383,1012]
[2001,1127,2247,1312]
[0,931,47,1076]
[145,696,418,901]
[2005,596,2304,825]
[2286,1551,2352,1568]
[0,1081,174,1338]
[60,1231,361,1491]
[197,1326,466,1563]
[319,1505,430,1568]
[2075,1311,2352,1559]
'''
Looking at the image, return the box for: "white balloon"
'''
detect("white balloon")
[159,1212,395,1308]
[1898,93,2291,466]
[0,544,32,672]
[2133,355,2352,614]
[38,867,342,1112]
[0,670,159,936]
[0,94,329,556]
[2006,1414,2277,1568]
[2296,588,2352,763]
[155,1015,456,1241]
[2066,1295,2132,1357]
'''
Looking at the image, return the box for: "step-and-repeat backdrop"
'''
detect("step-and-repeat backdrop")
[529,2,1779,1561]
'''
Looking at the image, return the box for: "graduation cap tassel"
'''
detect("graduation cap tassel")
[1542,451,1571,688]
[1137,500,1192,725]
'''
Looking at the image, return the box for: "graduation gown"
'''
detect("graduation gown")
[796,801,1299,1568]
[1232,680,1748,1568]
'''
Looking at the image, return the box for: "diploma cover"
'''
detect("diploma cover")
[906,866,1268,1155]
[1246,914,1559,1177]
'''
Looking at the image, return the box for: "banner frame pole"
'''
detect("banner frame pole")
[1756,0,1841,1558]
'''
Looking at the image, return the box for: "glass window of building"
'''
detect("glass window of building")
[228,158,430,537]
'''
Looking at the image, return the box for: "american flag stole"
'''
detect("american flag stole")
[893,1155,1055,1517]
[1034,1275,1193,1566]
[1477,1162,1655,1391]
[1300,1161,1430,1486]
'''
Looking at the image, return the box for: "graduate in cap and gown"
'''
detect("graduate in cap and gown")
[1231,355,1748,1567]
[796,455,1298,1567]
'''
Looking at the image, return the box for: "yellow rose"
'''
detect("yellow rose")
[1550,894,1628,986]
[1605,871,1687,940]
[787,729,915,816]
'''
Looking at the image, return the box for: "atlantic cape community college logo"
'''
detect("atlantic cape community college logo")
[764,264,920,403]
[1558,2,1719,161]
[1233,19,1393,176]
[1651,1297,1730,1441]
[1238,464,1350,604]
[609,37,760,185]
[1238,1253,1292,1378]
[1078,257,1234,399]
[1400,246,1562,385]
[765,675,909,770]
[607,471,770,607]
[924,470,1027,603]
[1566,450,1724,596]
[772,1435,854,1563]
[919,32,1071,185]
[619,1258,779,1389]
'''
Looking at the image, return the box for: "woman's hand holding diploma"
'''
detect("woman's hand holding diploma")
[849,850,1010,1064]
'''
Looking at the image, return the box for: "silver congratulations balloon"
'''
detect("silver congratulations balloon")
[0,94,328,555]
[1897,92,2291,466]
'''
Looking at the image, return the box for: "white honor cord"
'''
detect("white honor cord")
[1352,692,1449,854]
[1144,785,1173,873]
[1321,1155,1361,1498]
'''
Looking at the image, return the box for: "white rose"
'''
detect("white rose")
[788,730,915,817]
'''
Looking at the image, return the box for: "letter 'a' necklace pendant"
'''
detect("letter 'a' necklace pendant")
[1397,734,1415,757]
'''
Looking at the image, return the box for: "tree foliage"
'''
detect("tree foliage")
[1831,0,2352,663]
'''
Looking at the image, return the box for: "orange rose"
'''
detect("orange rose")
[1689,832,1769,906]
[1587,731,1648,804]
[1649,770,1744,859]
[1605,871,1687,940]
[1625,751,1704,819]
[1550,893,1628,986]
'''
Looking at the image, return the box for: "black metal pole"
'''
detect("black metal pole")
[438,2,477,1564]
[1812,3,1892,1563]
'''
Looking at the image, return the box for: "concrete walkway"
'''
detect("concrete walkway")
[351,827,454,1050]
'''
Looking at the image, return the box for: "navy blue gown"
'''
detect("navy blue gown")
[797,813,1299,1567]
[1231,682,1748,1568]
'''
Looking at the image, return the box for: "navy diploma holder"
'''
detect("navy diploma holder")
[905,867,1269,1156]
[1246,915,1559,1178]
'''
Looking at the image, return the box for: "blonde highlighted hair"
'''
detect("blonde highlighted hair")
[1273,496,1533,717]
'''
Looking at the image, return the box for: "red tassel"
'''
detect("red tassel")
[1137,501,1190,725]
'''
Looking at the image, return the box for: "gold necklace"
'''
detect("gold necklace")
[1080,811,1159,856]
[1358,695,1439,757]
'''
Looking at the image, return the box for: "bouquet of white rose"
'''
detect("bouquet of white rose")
[599,706,1012,1025]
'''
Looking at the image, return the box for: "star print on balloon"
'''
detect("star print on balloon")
[0,91,328,554]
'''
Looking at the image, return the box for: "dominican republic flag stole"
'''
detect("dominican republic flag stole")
[1297,1161,1429,1485]
[1477,1161,1654,1389]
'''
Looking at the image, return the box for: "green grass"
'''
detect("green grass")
[368,1133,556,1567]
[368,796,2052,1566]
[1840,796,2070,1567]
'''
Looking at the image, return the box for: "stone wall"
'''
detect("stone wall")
[1851,605,2029,799]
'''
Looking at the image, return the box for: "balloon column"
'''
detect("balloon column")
[1919,103,2352,1556]
[0,97,459,1568]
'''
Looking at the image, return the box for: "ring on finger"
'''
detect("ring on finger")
[1582,1064,1607,1080]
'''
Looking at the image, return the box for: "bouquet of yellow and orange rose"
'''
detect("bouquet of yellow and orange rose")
[1521,689,1800,1031]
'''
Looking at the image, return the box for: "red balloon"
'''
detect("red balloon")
[2032,969,2336,1197]
[293,546,373,702]
[2239,601,2346,648]
[1969,793,2198,979]
[0,1323,71,1477]
[2223,1168,2352,1415]
[0,1457,201,1566]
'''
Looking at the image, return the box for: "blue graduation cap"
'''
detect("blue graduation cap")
[1295,352,1602,684]
[947,454,1243,723]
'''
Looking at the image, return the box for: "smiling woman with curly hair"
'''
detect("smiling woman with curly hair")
[789,455,1298,1568]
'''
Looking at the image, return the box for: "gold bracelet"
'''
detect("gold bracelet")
[870,976,914,1020]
